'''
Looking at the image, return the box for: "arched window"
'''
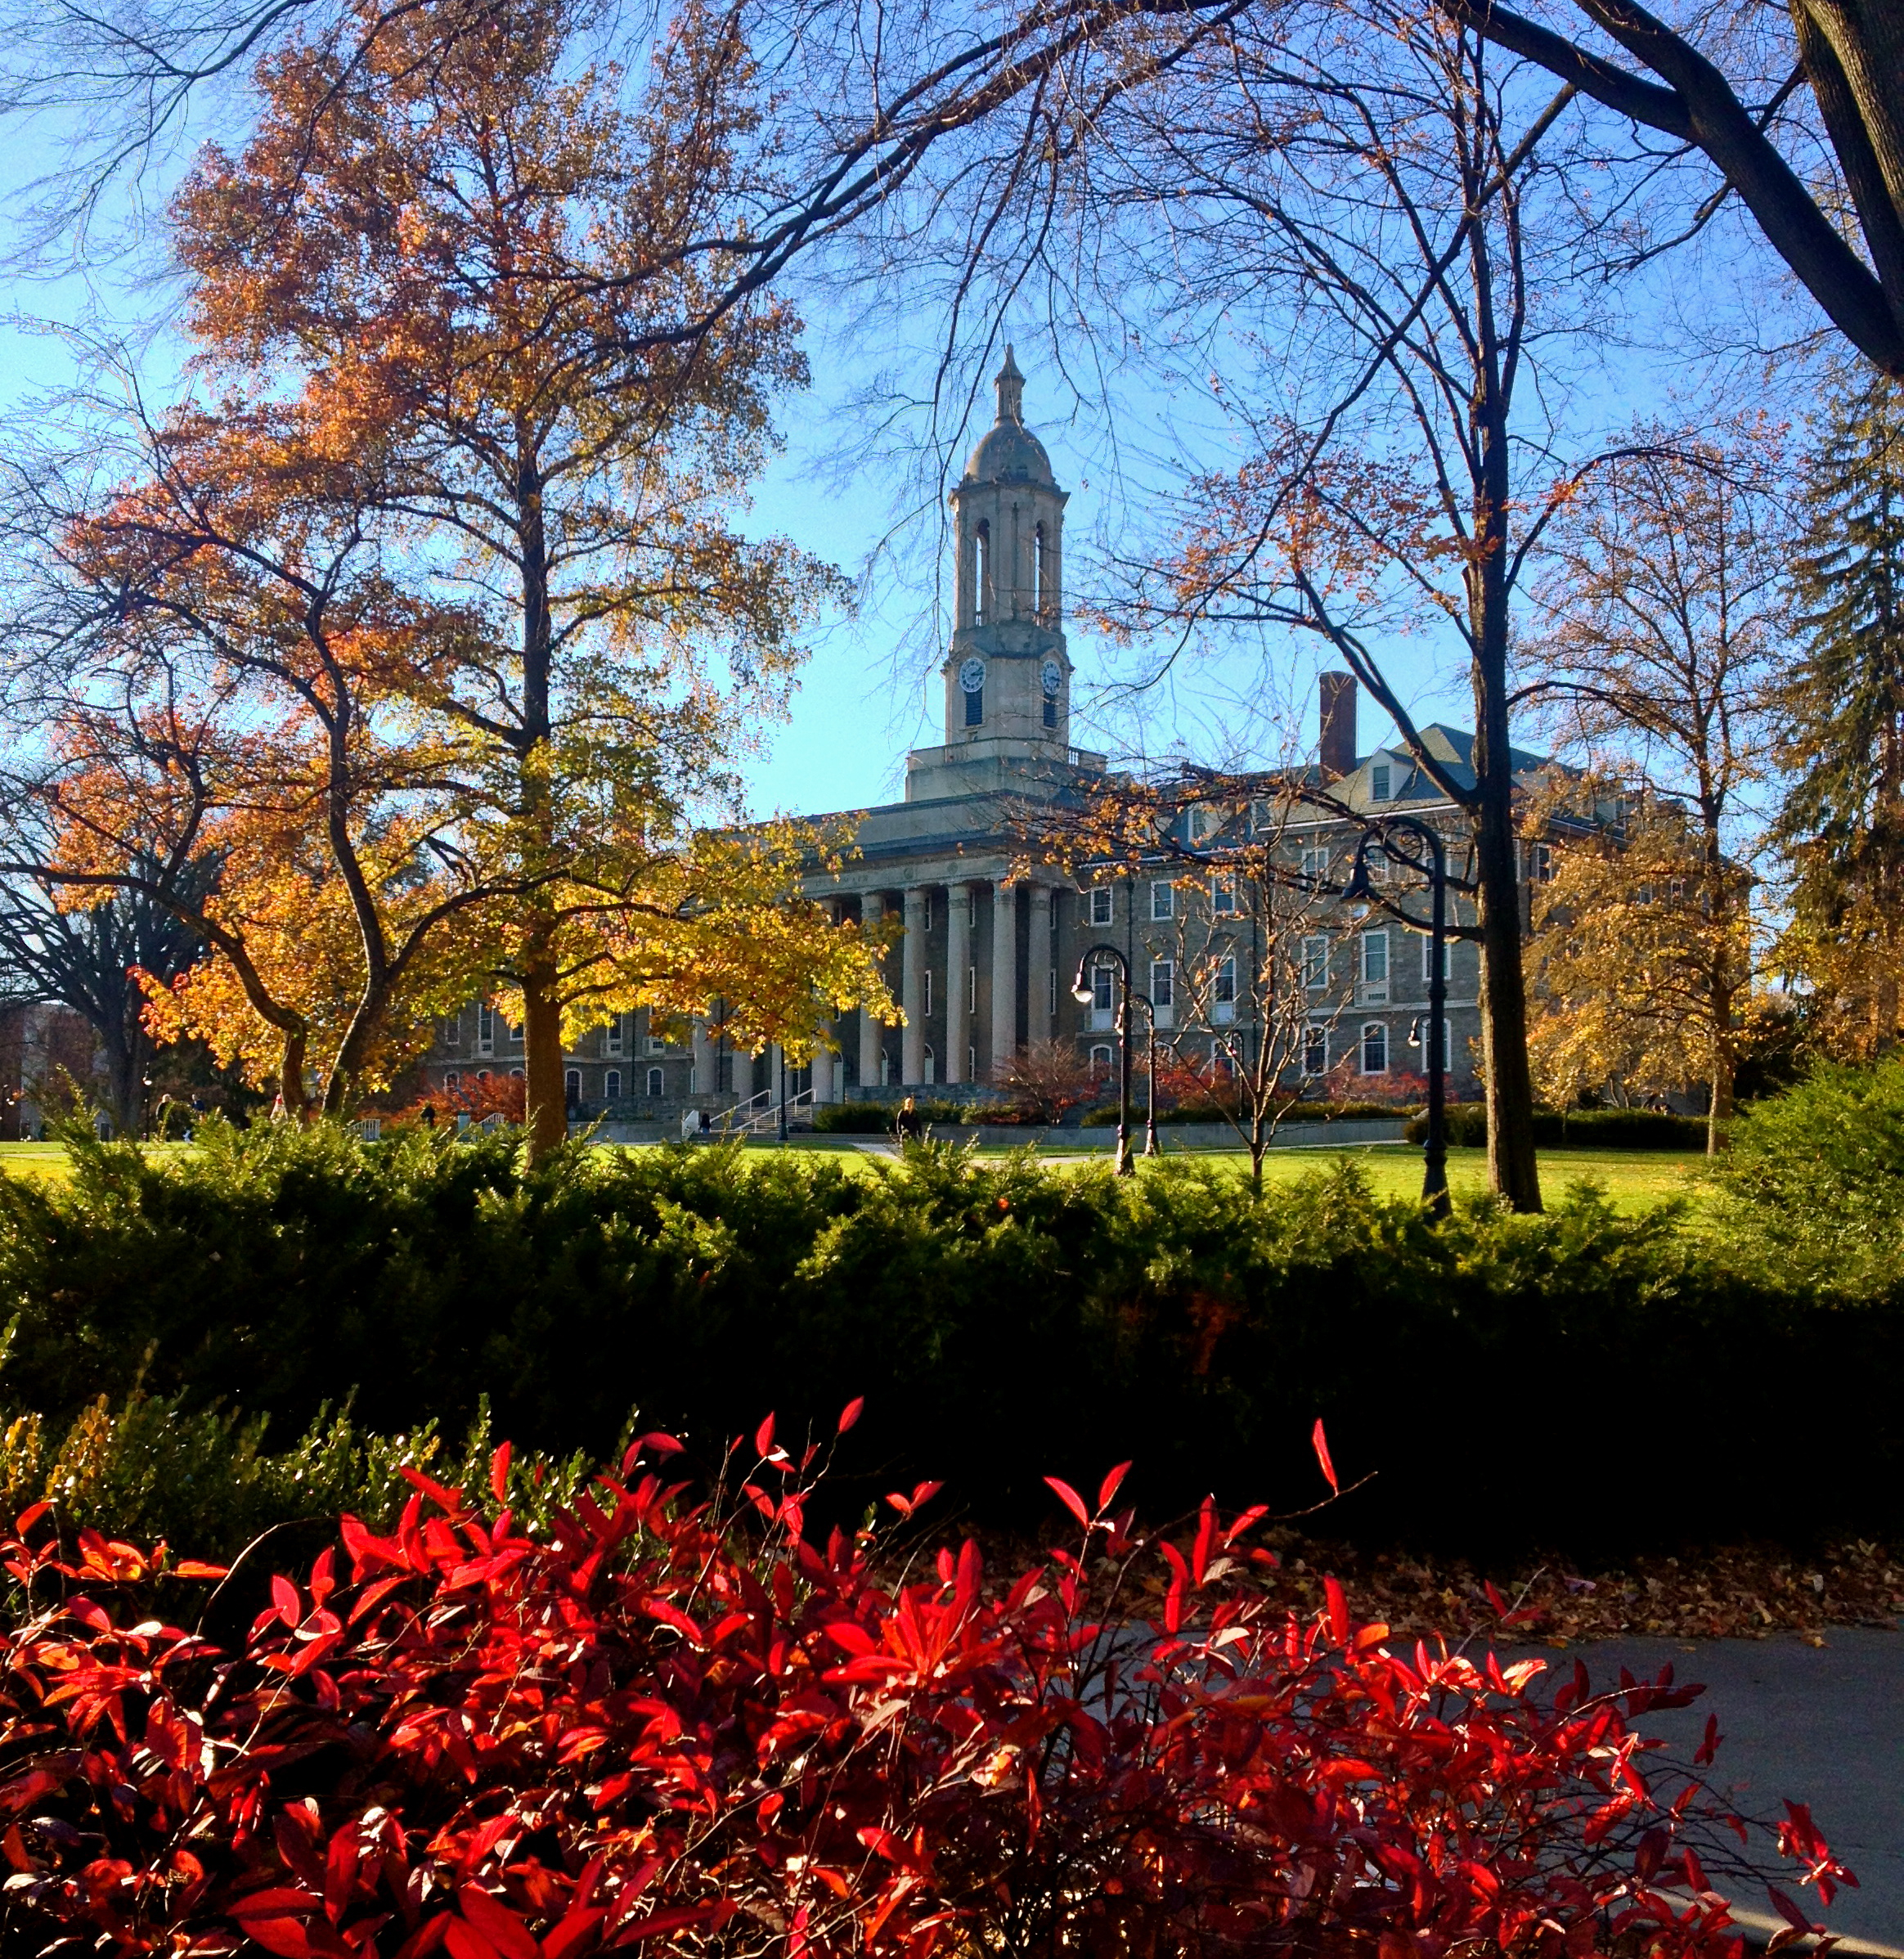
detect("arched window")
[604,1069,622,1101]
[1089,1044,1113,1081]
[974,521,991,624]
[564,1069,581,1112]
[647,1067,665,1099]
[1034,521,1046,615]
[1360,1021,1388,1075]
[923,1045,936,1085]
[444,1071,460,1091]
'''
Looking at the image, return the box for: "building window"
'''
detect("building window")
[1527,841,1553,883]
[647,1035,667,1056]
[1092,964,1115,1013]
[477,1002,495,1055]
[604,1069,621,1101]
[1210,874,1237,915]
[510,1067,525,1079]
[973,521,991,625]
[647,1067,665,1098]
[1303,1023,1328,1076]
[880,1049,891,1086]
[439,1014,460,1049]
[444,1071,460,1091]
[923,1046,936,1085]
[1421,932,1449,981]
[1047,966,1058,1014]
[1089,1044,1113,1081]
[924,969,934,1017]
[1151,880,1174,922]
[507,1016,523,1049]
[565,1069,581,1112]
[1371,763,1391,801]
[968,1045,977,1081]
[1361,1021,1388,1073]
[965,684,983,726]
[1410,1015,1450,1068]
[1361,929,1389,991]
[968,965,978,1013]
[969,887,980,926]
[1187,804,1213,842]
[1213,955,1237,1024]
[1210,1041,1236,1079]
[1300,845,1330,883]
[1151,957,1174,1010]
[1043,694,1057,730]
[606,1013,625,1057]
[1302,935,1329,990]
[1089,885,1113,926]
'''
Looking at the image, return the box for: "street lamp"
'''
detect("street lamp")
[1071,942,1134,1175]
[1340,815,1449,1216]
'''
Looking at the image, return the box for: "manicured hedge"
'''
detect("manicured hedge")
[1403,1105,1710,1149]
[1083,1098,1411,1128]
[0,1118,1894,1554]
[811,1099,975,1133]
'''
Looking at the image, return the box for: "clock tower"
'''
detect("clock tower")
[941,347,1072,749]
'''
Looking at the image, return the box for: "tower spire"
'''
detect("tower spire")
[994,345,1025,425]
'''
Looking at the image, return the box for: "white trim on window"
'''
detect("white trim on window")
[1089,886,1113,927]
[647,1067,665,1098]
[1302,934,1329,990]
[1151,880,1175,922]
[1360,1021,1389,1074]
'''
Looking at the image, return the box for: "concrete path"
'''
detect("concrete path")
[1520,1633,1904,1952]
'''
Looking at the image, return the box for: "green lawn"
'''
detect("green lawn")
[0,1135,1714,1212]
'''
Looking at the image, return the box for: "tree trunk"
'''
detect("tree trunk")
[522,929,568,1161]
[1475,850,1543,1210]
[280,1026,310,1123]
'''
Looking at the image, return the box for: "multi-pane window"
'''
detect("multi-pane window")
[1303,1023,1328,1076]
[1302,935,1329,990]
[1089,886,1114,926]
[1091,964,1115,1013]
[444,1071,460,1092]
[564,1069,581,1110]
[923,969,934,1018]
[606,1013,625,1057]
[1526,841,1553,883]
[1210,874,1237,915]
[1213,955,1237,1024]
[1089,1044,1114,1081]
[507,1017,523,1049]
[647,1067,664,1098]
[1151,958,1174,1009]
[968,965,978,1013]
[1421,932,1449,981]
[1361,930,1389,990]
[1151,881,1175,922]
[477,1002,496,1055]
[647,1035,667,1056]
[440,1014,461,1049]
[1047,967,1058,1014]
[1300,846,1331,883]
[1187,804,1213,842]
[604,1069,621,1101]
[1360,1021,1389,1073]
[1371,763,1391,801]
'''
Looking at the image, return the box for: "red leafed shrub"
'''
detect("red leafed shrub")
[0,1422,1850,1959]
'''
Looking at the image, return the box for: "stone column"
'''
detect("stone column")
[858,894,885,1092]
[901,886,928,1085]
[811,1033,835,1105]
[945,883,971,1082]
[990,879,1018,1077]
[690,1018,712,1098]
[1026,885,1053,1045]
[730,1045,754,1103]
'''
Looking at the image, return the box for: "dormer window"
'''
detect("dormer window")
[1371,763,1391,801]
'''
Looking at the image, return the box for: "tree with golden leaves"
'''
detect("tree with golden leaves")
[159,0,886,1148]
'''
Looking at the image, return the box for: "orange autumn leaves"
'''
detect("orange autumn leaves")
[32,0,888,1120]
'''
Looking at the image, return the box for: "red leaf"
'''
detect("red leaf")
[1768,1888,1815,1935]
[1312,1418,1340,1496]
[1097,1461,1132,1512]
[754,1413,775,1458]
[1695,1714,1721,1765]
[638,1431,684,1456]
[1044,1476,1092,1528]
[457,1887,541,1959]
[443,1921,501,1959]
[14,1503,48,1534]
[488,1443,512,1507]
[171,1559,231,1580]
[837,1395,864,1435]
[271,1572,302,1628]
[1325,1574,1350,1645]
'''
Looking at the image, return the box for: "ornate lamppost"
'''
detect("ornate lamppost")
[1072,943,1137,1175]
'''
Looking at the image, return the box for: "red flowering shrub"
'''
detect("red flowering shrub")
[0,1414,1849,1959]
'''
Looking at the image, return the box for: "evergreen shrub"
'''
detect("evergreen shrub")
[1403,1105,1709,1149]
[1,1116,1897,1551]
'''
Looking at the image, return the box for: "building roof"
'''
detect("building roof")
[962,346,1058,488]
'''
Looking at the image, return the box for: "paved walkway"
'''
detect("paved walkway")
[1520,1633,1904,1952]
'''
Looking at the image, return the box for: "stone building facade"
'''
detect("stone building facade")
[415,351,1563,1126]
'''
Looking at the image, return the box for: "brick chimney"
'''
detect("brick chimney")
[1318,671,1357,780]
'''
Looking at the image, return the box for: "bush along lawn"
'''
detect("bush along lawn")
[0,1431,1852,1959]
[2,1109,1902,1558]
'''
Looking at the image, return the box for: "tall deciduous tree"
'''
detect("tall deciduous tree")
[1520,431,1786,1145]
[167,0,884,1153]
[1770,371,1904,1051]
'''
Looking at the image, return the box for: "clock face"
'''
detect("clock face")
[1040,658,1063,698]
[959,657,986,694]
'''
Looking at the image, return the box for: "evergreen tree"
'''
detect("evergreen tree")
[1772,372,1904,1051]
